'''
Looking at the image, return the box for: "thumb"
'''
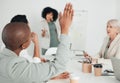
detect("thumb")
[59,12,62,21]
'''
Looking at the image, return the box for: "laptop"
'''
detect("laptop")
[111,58,120,81]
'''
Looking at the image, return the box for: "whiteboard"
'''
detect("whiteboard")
[69,10,88,51]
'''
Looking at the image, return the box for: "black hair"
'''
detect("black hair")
[10,15,28,24]
[41,7,58,21]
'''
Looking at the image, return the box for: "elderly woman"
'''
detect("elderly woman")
[84,19,120,68]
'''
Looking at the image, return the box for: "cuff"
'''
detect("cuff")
[33,57,41,63]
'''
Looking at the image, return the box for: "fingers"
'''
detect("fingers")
[41,28,47,37]
[41,28,46,32]
[64,3,73,19]
[59,12,62,21]
[83,51,88,57]
[63,3,68,17]
[41,58,47,63]
[51,72,70,80]
[64,3,69,16]
[31,32,35,40]
[31,32,37,38]
[70,9,74,20]
[59,3,74,34]
[59,72,70,79]
[31,32,39,43]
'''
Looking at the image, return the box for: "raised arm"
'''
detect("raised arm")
[31,32,46,62]
[59,3,74,35]
[9,3,74,82]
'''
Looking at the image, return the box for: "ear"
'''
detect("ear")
[116,28,120,34]
[116,30,119,34]
[21,41,30,50]
[21,43,27,50]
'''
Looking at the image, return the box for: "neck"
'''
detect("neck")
[46,19,53,23]
[13,49,21,56]
[110,34,118,41]
[47,20,50,22]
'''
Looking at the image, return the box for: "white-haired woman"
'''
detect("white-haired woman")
[84,19,120,69]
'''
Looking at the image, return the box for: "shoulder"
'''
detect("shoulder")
[40,19,47,24]
[8,57,29,67]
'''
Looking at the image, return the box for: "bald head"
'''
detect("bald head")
[2,22,31,51]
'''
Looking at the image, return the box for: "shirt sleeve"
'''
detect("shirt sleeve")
[33,57,41,63]
[8,34,73,83]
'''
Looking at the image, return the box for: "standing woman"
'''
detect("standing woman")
[40,7,61,55]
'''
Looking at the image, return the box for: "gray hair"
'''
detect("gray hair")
[107,19,120,33]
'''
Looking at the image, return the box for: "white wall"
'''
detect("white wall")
[0,0,118,56]
[116,0,120,19]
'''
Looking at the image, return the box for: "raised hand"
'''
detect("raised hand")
[83,51,89,58]
[31,32,39,44]
[41,28,47,37]
[59,3,74,35]
[31,32,47,62]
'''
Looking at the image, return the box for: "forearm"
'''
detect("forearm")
[33,43,40,58]
[52,34,72,74]
[32,43,42,63]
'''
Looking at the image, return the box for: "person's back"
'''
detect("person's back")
[0,51,14,83]
[0,3,74,83]
[0,50,29,83]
